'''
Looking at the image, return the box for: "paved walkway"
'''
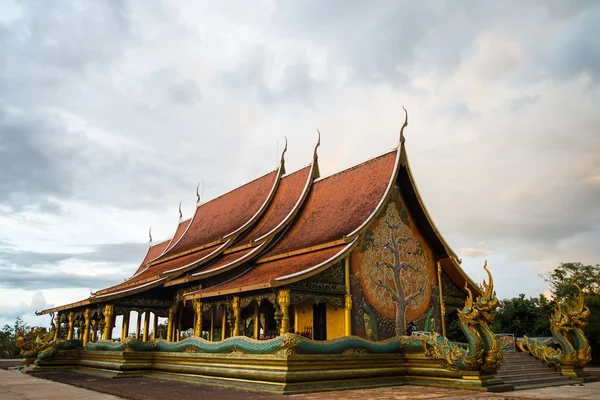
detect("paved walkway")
[0,369,120,400]
[1,367,600,400]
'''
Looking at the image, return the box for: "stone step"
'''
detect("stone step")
[497,366,555,375]
[511,377,574,391]
[497,371,564,381]
[499,363,548,370]
[505,375,571,386]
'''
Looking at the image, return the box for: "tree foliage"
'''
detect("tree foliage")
[490,294,553,337]
[0,317,29,358]
[542,262,600,361]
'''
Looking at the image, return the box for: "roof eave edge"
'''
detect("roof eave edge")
[272,238,358,285]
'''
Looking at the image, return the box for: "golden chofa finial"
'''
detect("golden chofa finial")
[280,136,288,165]
[399,105,408,144]
[178,201,183,219]
[149,225,153,244]
[314,129,321,160]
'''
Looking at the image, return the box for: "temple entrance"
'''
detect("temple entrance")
[313,303,327,340]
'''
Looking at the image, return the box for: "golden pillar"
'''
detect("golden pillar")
[135,311,142,339]
[67,311,75,340]
[344,295,353,336]
[278,290,290,335]
[344,256,352,336]
[193,300,203,337]
[91,319,97,342]
[253,302,259,340]
[53,313,60,341]
[143,311,150,341]
[210,307,215,341]
[232,296,241,336]
[122,311,130,340]
[103,304,114,340]
[177,306,183,342]
[167,306,175,342]
[83,309,91,347]
[153,313,158,339]
[221,305,227,341]
[437,260,447,337]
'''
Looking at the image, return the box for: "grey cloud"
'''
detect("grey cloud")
[0,291,53,321]
[0,269,125,291]
[222,47,319,105]
[0,241,148,269]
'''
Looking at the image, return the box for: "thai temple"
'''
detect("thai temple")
[25,112,593,394]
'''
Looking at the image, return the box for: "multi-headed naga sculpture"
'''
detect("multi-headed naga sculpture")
[425,261,502,373]
[518,283,591,369]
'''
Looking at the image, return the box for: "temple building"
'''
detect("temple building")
[39,125,478,348]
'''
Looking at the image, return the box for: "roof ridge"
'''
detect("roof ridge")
[313,148,397,184]
[195,168,279,209]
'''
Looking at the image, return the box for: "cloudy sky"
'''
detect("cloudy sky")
[1,0,599,329]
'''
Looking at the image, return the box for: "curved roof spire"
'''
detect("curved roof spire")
[280,136,288,166]
[196,183,201,204]
[178,201,183,220]
[149,225,153,245]
[314,129,321,160]
[399,105,408,144]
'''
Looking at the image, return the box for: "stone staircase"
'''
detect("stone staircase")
[496,352,573,390]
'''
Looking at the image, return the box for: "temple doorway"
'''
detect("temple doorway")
[312,303,327,340]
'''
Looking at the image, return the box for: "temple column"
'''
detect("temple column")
[232,297,241,336]
[221,305,227,341]
[103,304,114,340]
[122,311,130,340]
[176,306,183,341]
[90,320,97,342]
[344,256,353,336]
[143,311,150,341]
[437,261,447,337]
[278,290,290,335]
[153,313,158,339]
[53,313,61,341]
[66,311,74,340]
[167,306,175,342]
[253,302,259,340]
[83,309,91,347]
[210,307,215,341]
[135,311,142,339]
[193,300,203,337]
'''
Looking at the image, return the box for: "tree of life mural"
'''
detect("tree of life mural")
[360,202,433,336]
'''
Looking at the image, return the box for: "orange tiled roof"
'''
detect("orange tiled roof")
[189,244,347,297]
[158,170,279,258]
[234,166,311,245]
[264,150,396,257]
[171,166,312,280]
[131,239,170,276]
[94,245,219,297]
[161,218,192,255]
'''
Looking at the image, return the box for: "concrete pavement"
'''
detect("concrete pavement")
[0,368,120,400]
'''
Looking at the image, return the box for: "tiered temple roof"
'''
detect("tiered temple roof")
[41,133,479,314]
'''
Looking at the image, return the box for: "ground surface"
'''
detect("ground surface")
[1,363,600,400]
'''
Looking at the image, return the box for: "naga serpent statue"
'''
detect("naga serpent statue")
[474,261,504,374]
[424,261,502,373]
[16,327,82,362]
[518,283,591,369]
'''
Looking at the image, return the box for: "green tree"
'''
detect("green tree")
[490,294,553,337]
[542,262,600,363]
[0,317,30,358]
